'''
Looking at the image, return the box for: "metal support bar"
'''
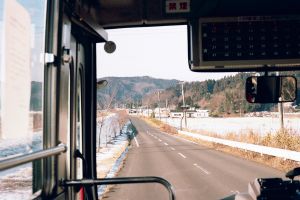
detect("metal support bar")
[0,144,67,171]
[61,176,176,200]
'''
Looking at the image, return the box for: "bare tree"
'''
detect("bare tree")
[97,117,104,152]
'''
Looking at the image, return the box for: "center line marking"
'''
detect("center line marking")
[193,163,210,175]
[171,147,175,150]
[178,153,186,158]
[164,142,168,146]
[134,135,139,147]
[158,139,162,142]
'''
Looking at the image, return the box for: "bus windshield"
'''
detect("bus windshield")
[95,26,300,199]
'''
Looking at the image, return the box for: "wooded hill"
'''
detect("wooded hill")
[97,76,179,109]
[97,73,300,116]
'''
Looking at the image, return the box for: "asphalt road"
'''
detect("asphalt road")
[103,117,284,200]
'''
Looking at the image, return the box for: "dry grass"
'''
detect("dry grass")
[179,133,299,172]
[97,110,110,118]
[142,117,300,173]
[207,128,300,152]
[141,117,178,134]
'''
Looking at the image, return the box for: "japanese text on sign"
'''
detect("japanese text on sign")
[166,0,190,13]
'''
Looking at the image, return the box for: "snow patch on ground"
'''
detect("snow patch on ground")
[96,121,135,199]
[0,165,32,200]
[0,133,42,159]
[0,113,132,199]
[164,117,300,135]
[96,132,129,178]
[0,132,41,200]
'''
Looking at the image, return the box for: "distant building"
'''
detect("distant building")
[193,109,209,118]
[128,109,138,114]
[142,109,153,117]
[154,107,169,118]
[1,0,31,139]
[170,109,209,118]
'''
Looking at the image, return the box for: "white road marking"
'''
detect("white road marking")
[171,147,176,151]
[158,139,162,142]
[134,135,140,147]
[178,153,186,158]
[193,163,210,175]
[177,136,198,144]
[161,131,198,145]
[164,142,169,146]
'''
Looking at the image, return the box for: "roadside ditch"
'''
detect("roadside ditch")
[97,120,137,199]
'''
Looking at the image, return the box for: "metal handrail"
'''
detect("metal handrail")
[61,176,176,200]
[0,143,67,171]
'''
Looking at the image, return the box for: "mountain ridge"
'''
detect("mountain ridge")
[97,73,300,115]
[97,76,179,109]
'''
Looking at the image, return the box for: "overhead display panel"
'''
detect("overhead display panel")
[189,16,300,72]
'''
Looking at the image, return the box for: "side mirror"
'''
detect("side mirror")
[245,76,297,103]
[97,79,108,89]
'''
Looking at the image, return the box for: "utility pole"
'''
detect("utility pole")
[165,99,168,123]
[239,90,242,117]
[278,102,284,132]
[180,81,187,128]
[156,91,161,121]
[180,82,186,107]
[277,72,284,132]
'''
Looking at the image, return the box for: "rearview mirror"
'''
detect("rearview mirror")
[245,76,297,103]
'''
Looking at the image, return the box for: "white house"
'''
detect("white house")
[154,108,170,118]
[193,109,209,118]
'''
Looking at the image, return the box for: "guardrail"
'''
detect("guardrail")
[178,130,300,162]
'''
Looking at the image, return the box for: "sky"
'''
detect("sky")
[96,25,235,82]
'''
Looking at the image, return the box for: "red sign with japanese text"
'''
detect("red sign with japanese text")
[166,0,190,13]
